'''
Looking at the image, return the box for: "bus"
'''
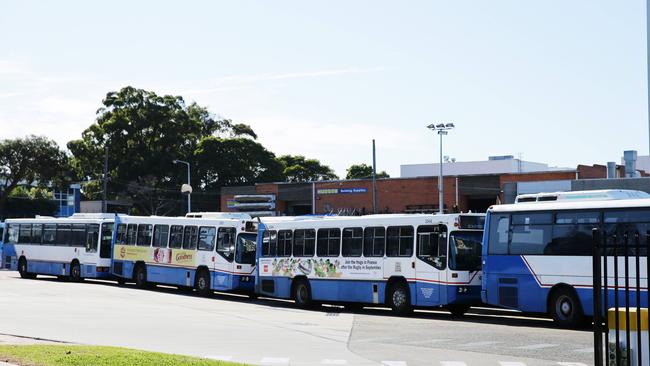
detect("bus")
[2,213,116,280]
[0,221,4,268]
[481,190,650,327]
[256,213,485,315]
[111,214,258,296]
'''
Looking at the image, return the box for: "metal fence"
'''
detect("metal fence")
[593,229,648,366]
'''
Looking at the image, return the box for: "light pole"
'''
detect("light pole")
[427,123,455,214]
[173,159,192,213]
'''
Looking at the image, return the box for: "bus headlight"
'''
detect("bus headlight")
[457,287,469,294]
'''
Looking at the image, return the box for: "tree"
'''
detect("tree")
[0,135,70,214]
[276,155,338,182]
[195,137,285,190]
[345,163,390,179]
[68,86,267,214]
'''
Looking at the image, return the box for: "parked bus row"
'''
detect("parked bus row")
[2,189,649,327]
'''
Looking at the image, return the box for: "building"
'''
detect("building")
[400,155,567,178]
[220,154,650,217]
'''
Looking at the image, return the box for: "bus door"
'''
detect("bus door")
[415,225,447,306]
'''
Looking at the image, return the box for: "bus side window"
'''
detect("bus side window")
[262,230,277,257]
[31,224,42,245]
[115,224,127,245]
[42,224,56,245]
[217,227,235,262]
[277,230,292,257]
[183,226,198,250]
[127,224,138,246]
[169,225,183,249]
[386,226,414,257]
[153,225,170,248]
[488,214,509,255]
[86,224,99,253]
[417,225,446,270]
[137,224,153,247]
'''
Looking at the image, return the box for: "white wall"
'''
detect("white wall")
[400,159,557,178]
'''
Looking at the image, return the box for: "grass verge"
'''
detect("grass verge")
[0,345,248,366]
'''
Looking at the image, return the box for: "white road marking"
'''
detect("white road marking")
[321,360,348,365]
[557,363,588,366]
[205,355,232,361]
[260,357,290,365]
[460,341,501,347]
[516,343,557,350]
[440,362,468,366]
[381,362,408,366]
[499,362,528,366]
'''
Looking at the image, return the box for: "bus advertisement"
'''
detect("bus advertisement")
[256,213,485,315]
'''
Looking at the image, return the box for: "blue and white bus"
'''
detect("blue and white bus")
[3,214,116,280]
[482,190,649,327]
[111,213,258,295]
[256,213,485,315]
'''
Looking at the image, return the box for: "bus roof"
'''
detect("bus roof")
[491,197,650,213]
[514,189,650,203]
[260,213,484,229]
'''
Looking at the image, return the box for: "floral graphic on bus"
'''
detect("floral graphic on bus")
[270,258,340,278]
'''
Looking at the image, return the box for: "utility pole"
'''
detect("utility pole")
[372,139,378,214]
[647,0,650,154]
[102,146,108,213]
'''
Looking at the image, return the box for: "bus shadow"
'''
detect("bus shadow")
[10,273,592,331]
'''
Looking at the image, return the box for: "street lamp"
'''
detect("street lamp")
[173,159,192,213]
[427,123,455,214]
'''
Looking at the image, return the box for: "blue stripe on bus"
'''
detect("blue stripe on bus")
[112,260,254,292]
[258,276,480,306]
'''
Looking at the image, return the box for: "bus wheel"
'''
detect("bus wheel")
[448,304,471,316]
[70,261,82,282]
[117,278,126,286]
[195,269,211,297]
[134,264,148,289]
[18,258,36,279]
[293,279,312,309]
[388,282,412,316]
[549,287,584,328]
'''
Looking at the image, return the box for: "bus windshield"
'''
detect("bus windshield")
[448,231,482,271]
[235,233,257,265]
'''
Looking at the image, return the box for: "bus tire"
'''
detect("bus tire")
[549,286,584,328]
[387,281,412,316]
[18,258,36,279]
[117,278,126,286]
[195,269,211,297]
[70,261,82,282]
[447,304,471,316]
[134,264,148,289]
[293,279,312,309]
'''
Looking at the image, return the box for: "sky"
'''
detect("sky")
[0,1,648,178]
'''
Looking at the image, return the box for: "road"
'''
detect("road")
[0,271,593,366]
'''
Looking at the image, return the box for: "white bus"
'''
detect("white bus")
[3,214,116,280]
[482,190,650,327]
[256,213,485,315]
[111,214,258,295]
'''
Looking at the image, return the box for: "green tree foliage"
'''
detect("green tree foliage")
[0,135,70,214]
[68,86,278,215]
[195,137,285,190]
[345,163,390,180]
[277,155,338,182]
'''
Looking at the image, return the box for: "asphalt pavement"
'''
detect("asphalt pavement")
[0,271,593,366]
